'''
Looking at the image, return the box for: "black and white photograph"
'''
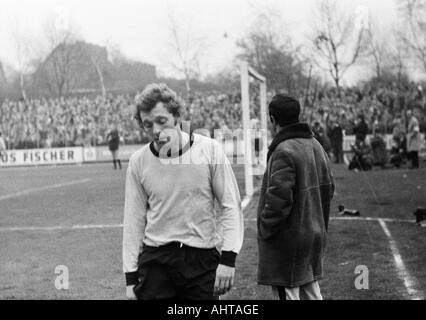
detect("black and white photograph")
[1,0,426,306]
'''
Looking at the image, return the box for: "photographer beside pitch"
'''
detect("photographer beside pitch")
[122,83,243,300]
[257,95,334,300]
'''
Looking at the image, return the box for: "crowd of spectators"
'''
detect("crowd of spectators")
[0,81,425,151]
[0,90,261,149]
[307,82,426,170]
[0,95,142,149]
[305,82,426,136]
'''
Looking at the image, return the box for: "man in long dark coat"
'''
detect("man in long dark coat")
[257,95,334,300]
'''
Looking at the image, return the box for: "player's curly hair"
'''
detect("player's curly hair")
[134,83,184,128]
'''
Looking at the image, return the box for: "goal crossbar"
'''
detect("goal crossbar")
[248,66,266,83]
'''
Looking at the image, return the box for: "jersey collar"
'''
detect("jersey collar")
[149,132,195,159]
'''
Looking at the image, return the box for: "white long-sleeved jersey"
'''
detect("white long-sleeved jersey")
[122,133,244,280]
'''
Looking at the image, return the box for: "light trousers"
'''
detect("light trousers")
[271,281,323,300]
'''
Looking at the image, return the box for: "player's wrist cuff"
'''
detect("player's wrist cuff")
[125,272,139,286]
[220,251,237,267]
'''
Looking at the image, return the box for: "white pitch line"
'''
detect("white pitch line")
[244,216,414,223]
[0,223,123,232]
[1,192,257,233]
[0,178,91,202]
[244,214,423,299]
[1,216,416,233]
[242,187,261,218]
[241,194,253,211]
[378,218,424,300]
[332,216,414,223]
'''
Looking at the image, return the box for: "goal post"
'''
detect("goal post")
[240,61,268,196]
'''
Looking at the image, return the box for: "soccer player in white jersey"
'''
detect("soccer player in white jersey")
[122,83,244,300]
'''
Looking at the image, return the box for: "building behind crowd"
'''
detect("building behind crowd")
[17,41,157,99]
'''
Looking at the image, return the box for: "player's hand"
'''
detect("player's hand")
[126,285,137,300]
[214,264,235,296]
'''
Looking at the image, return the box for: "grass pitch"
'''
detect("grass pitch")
[0,160,425,299]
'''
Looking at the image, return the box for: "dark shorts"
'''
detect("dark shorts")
[108,144,119,152]
[133,242,220,300]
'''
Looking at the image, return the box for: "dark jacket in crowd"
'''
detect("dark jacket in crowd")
[353,120,369,141]
[257,123,335,287]
[312,125,331,155]
[370,135,388,166]
[328,123,343,145]
[107,129,120,151]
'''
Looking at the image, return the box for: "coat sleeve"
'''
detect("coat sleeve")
[325,150,335,201]
[259,150,296,240]
[325,158,335,232]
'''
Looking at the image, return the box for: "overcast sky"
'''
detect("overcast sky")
[0,0,399,83]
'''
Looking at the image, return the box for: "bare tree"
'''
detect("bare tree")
[363,18,410,89]
[310,0,368,97]
[237,8,307,95]
[398,0,426,72]
[9,19,37,100]
[89,50,106,98]
[364,19,390,80]
[0,61,6,85]
[385,28,411,88]
[41,14,82,96]
[166,6,206,102]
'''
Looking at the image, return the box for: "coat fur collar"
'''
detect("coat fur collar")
[267,122,314,161]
